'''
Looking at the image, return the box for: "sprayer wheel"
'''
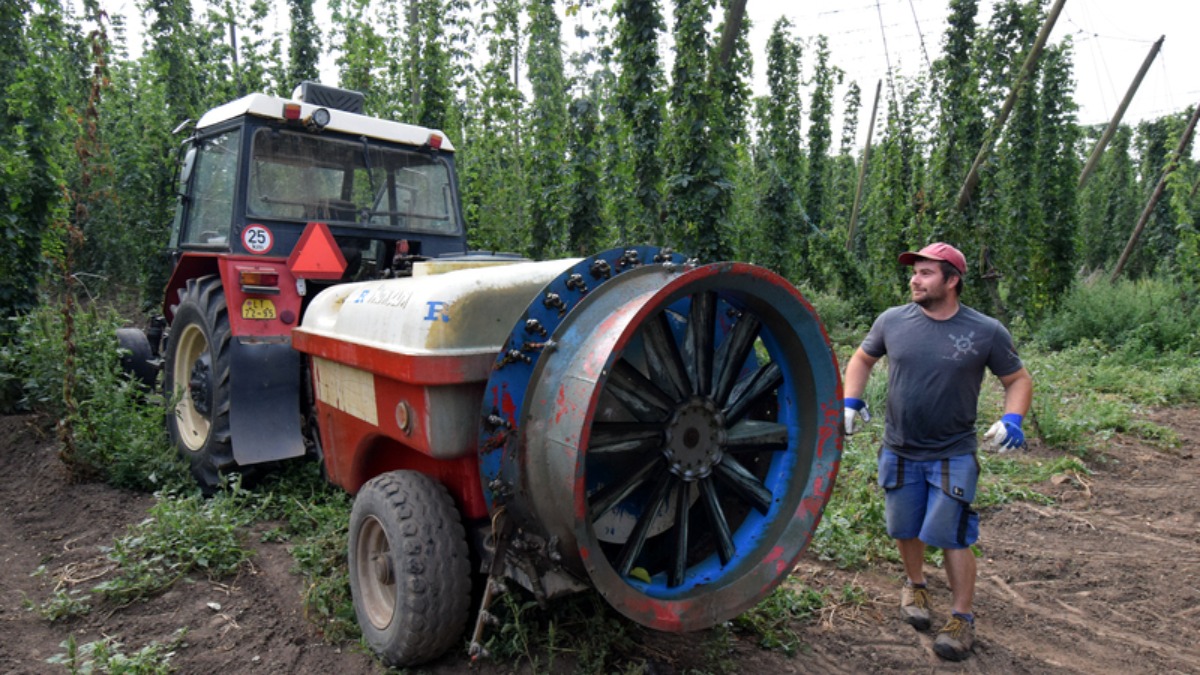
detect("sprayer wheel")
[348,470,471,667]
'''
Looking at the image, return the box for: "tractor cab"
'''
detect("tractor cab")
[169,81,467,288]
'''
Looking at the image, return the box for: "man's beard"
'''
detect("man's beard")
[913,287,946,308]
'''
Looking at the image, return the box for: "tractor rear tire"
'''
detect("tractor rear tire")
[163,275,235,490]
[348,470,471,667]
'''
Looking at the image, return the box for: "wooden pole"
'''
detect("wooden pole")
[955,0,1067,212]
[847,80,882,251]
[228,4,242,96]
[714,0,748,72]
[1079,36,1163,189]
[1110,101,1200,282]
[409,0,420,110]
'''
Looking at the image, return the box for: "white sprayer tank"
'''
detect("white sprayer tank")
[293,257,580,461]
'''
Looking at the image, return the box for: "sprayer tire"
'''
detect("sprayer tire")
[163,275,235,490]
[349,470,471,667]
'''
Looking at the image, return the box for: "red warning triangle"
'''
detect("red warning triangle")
[288,221,348,280]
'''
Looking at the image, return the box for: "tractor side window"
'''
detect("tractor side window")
[181,129,242,246]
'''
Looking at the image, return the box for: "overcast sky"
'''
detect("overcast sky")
[744,0,1199,128]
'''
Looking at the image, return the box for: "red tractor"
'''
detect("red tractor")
[127,83,845,666]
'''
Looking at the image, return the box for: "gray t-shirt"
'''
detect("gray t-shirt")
[860,303,1023,460]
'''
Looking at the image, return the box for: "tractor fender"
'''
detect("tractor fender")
[163,253,220,322]
[227,339,307,466]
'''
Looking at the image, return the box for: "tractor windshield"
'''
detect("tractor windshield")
[246,128,461,235]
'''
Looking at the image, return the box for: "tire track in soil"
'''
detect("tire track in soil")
[0,416,157,674]
[969,412,1200,673]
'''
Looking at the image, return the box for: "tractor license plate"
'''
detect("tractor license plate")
[242,298,277,320]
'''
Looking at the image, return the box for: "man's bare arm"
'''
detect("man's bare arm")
[844,347,881,399]
[997,367,1033,417]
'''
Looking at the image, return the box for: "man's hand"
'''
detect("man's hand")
[844,397,871,435]
[984,413,1025,452]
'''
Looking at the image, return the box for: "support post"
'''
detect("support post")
[713,0,748,71]
[956,0,1067,212]
[228,9,242,96]
[1110,101,1200,282]
[847,80,881,251]
[1079,36,1164,189]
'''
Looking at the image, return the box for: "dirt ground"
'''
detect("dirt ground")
[1,408,1198,674]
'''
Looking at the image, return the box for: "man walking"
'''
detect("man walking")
[841,242,1033,661]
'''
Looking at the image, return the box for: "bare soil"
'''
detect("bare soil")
[1,408,1198,674]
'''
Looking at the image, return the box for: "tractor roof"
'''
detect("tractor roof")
[195,93,456,152]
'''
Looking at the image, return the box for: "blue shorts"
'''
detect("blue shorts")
[877,449,979,550]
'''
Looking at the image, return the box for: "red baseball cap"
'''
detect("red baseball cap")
[898,242,967,275]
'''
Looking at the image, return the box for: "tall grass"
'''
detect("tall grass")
[0,300,188,490]
[1013,276,1200,457]
[1035,276,1200,355]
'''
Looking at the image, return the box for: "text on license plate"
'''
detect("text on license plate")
[242,298,277,320]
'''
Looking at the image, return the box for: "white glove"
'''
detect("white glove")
[844,398,871,435]
[984,414,1025,453]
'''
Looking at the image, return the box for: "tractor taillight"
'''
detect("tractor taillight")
[283,102,302,121]
[239,268,280,294]
[426,133,443,150]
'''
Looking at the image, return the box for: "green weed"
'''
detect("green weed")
[484,590,643,674]
[693,623,737,675]
[1036,276,1200,354]
[837,582,869,606]
[25,587,92,621]
[0,299,189,490]
[30,483,254,624]
[976,454,1055,508]
[732,583,825,656]
[47,629,186,674]
[77,380,190,492]
[807,347,903,569]
[1126,420,1180,450]
[1019,342,1198,457]
[810,433,895,569]
[92,481,254,605]
[802,288,869,346]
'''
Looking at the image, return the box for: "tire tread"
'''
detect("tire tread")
[349,470,471,666]
[164,275,236,488]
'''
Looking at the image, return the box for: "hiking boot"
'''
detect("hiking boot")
[899,583,931,630]
[934,614,975,661]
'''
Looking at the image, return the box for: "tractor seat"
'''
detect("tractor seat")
[306,199,357,224]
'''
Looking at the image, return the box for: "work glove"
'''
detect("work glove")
[843,397,871,435]
[984,413,1025,452]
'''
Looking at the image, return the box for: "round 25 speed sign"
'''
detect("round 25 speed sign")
[242,224,273,255]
